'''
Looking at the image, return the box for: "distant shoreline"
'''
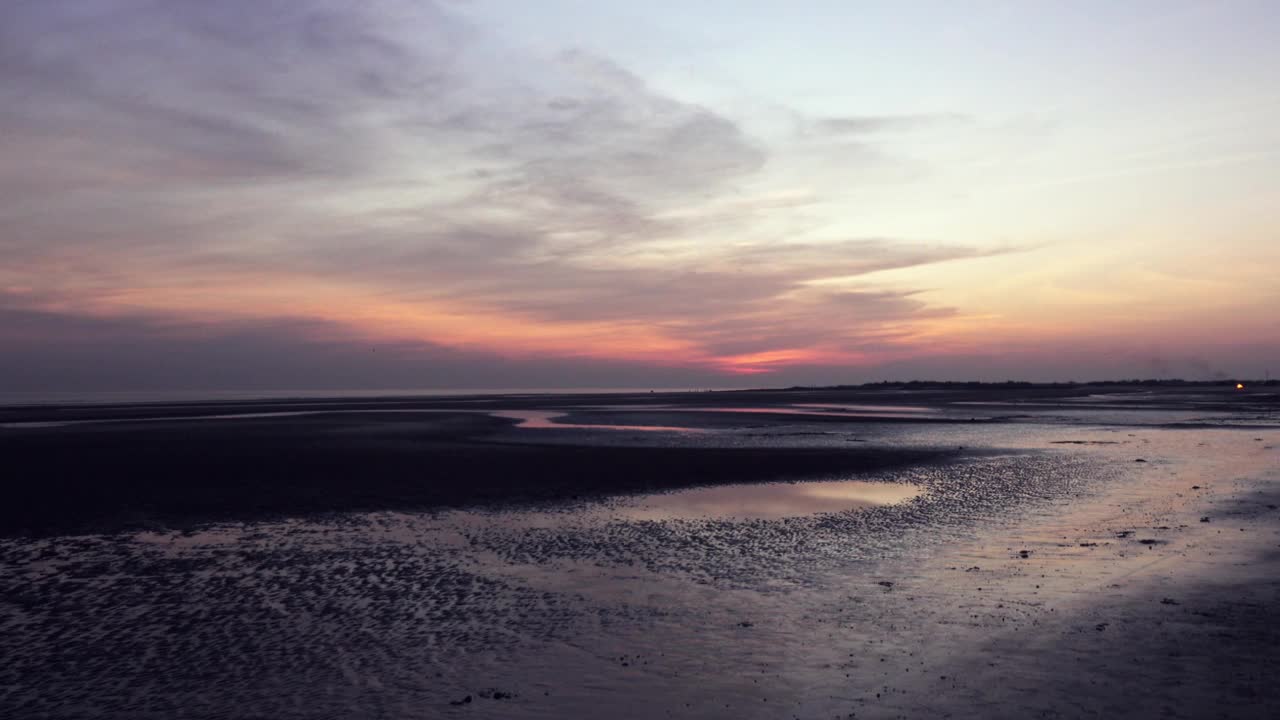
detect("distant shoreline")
[0,378,1274,410]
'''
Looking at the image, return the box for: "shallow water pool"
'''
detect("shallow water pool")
[615,479,925,521]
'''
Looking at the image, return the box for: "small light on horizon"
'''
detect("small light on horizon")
[1236,383,1245,390]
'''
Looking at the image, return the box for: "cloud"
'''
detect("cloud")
[0,306,733,392]
[808,113,970,136]
[0,0,1002,387]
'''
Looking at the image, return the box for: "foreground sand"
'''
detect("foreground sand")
[1,385,1277,718]
[852,431,1280,718]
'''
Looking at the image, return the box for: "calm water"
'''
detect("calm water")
[491,409,706,433]
[616,480,925,520]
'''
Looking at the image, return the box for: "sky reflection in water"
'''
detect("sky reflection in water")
[616,480,924,521]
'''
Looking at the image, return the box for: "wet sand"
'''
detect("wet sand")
[1,384,1277,718]
[0,411,954,537]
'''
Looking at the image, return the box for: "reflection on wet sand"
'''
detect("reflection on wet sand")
[669,404,977,421]
[491,409,705,432]
[3,388,1279,719]
[2,408,711,432]
[616,480,925,520]
[0,402,961,430]
[791,403,937,413]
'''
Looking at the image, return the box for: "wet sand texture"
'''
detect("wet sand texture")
[1,384,1277,718]
[0,412,953,536]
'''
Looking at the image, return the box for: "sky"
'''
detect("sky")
[2,0,1278,392]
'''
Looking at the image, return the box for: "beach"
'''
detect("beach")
[2,384,1277,718]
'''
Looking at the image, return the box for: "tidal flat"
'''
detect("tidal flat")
[2,385,1278,718]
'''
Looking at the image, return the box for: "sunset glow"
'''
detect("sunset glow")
[2,1,1278,391]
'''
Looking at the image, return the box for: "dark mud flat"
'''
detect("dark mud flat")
[2,383,1270,536]
[1,386,1278,718]
[0,411,955,537]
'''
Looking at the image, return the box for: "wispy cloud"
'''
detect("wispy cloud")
[807,113,970,136]
[0,0,1018,387]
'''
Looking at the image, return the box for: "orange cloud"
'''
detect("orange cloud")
[40,273,716,367]
[713,348,858,374]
